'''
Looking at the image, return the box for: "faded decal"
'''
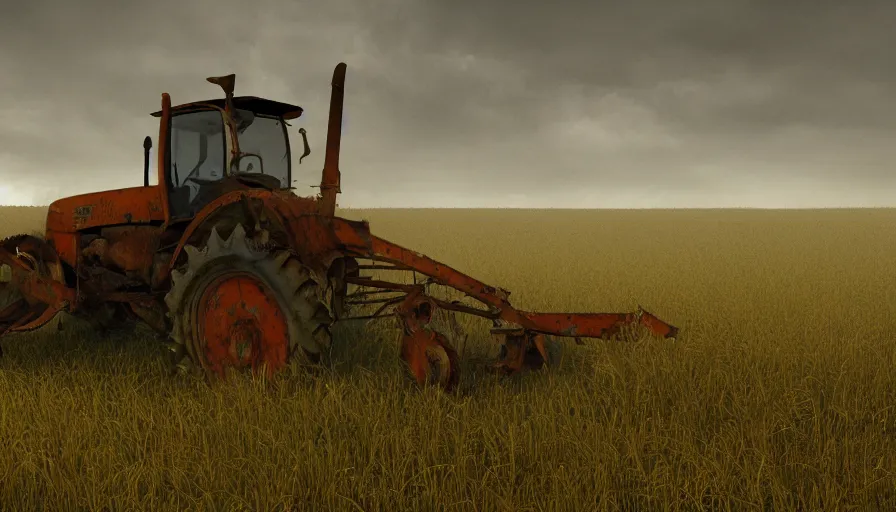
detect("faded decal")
[73,205,94,220]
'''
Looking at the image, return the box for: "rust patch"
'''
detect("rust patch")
[47,186,166,232]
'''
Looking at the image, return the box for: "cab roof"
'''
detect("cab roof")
[151,96,303,120]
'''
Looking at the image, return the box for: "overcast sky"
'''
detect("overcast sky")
[0,0,894,208]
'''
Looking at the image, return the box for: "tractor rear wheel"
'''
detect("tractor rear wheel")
[164,224,336,378]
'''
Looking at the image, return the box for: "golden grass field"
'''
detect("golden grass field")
[1,205,895,511]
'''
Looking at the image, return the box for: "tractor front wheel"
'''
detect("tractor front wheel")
[164,224,335,378]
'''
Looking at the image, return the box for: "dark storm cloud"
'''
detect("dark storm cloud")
[0,0,894,207]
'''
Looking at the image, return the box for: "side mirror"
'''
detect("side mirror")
[232,154,264,175]
[143,136,153,187]
[298,128,311,164]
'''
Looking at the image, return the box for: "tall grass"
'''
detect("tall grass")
[1,207,894,510]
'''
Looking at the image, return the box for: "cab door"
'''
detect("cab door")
[166,110,229,220]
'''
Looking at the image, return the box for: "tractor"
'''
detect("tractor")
[0,63,677,391]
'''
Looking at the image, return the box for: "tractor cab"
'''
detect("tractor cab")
[151,78,307,220]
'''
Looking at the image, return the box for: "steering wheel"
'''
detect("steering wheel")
[181,176,220,205]
[232,172,283,190]
[183,176,220,186]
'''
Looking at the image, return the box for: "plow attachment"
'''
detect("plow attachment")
[0,235,74,349]
[320,217,678,389]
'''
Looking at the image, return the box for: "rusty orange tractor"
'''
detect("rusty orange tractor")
[0,63,678,390]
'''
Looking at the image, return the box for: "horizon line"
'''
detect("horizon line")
[3,205,896,211]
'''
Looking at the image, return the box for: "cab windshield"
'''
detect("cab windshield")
[167,108,292,219]
[233,109,290,188]
[168,110,227,218]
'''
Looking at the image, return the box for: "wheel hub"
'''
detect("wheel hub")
[228,318,260,365]
[196,271,289,377]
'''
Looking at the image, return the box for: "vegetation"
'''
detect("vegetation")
[1,207,894,511]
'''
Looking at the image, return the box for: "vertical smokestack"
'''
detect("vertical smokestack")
[319,62,347,216]
[143,136,152,187]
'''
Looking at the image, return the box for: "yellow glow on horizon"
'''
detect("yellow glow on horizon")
[0,185,34,206]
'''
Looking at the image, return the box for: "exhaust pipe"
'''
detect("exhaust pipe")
[319,62,347,216]
[143,136,153,187]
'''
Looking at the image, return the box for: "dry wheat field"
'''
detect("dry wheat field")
[0,206,895,511]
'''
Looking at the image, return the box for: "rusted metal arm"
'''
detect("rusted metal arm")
[332,219,678,340]
[515,309,677,338]
[344,277,499,319]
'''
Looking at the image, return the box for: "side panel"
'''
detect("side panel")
[45,230,80,270]
[46,186,167,233]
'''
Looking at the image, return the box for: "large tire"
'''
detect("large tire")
[164,223,336,377]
